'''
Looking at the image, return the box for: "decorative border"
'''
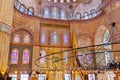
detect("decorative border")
[0,23,11,35]
[40,23,69,28]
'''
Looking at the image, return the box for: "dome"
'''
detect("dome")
[15,0,106,20]
[15,0,107,20]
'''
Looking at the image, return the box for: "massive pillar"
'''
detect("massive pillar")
[0,0,14,73]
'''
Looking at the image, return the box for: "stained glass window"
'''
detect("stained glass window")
[40,51,46,64]
[44,8,49,18]
[61,9,66,20]
[41,31,46,44]
[84,12,89,19]
[13,34,20,43]
[20,5,25,13]
[52,7,59,19]
[91,10,97,18]
[64,32,68,44]
[75,13,81,19]
[87,54,92,64]
[23,35,30,43]
[73,0,76,2]
[88,74,95,80]
[66,0,70,3]
[11,48,19,64]
[39,74,46,80]
[52,31,58,45]
[22,48,30,64]
[14,0,20,10]
[54,0,57,3]
[60,0,64,3]
[65,74,71,80]
[28,8,33,15]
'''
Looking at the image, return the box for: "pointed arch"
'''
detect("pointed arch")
[11,27,34,43]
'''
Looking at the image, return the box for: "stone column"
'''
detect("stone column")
[0,0,14,73]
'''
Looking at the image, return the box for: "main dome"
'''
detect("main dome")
[14,0,108,20]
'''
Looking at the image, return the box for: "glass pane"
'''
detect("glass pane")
[60,0,64,3]
[66,0,70,3]
[73,0,76,2]
[41,31,46,44]
[23,35,30,43]
[20,5,25,13]
[61,9,66,20]
[64,32,68,44]
[88,74,95,80]
[13,34,20,43]
[39,74,46,80]
[65,74,71,80]
[84,13,89,19]
[22,48,30,64]
[54,0,57,2]
[52,7,59,19]
[52,31,58,45]
[28,8,33,15]
[44,8,49,18]
[20,74,29,80]
[75,13,80,19]
[11,48,19,64]
[10,74,17,80]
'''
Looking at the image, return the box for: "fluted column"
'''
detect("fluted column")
[0,0,14,73]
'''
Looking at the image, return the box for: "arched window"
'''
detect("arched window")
[28,8,33,15]
[22,48,30,64]
[19,5,25,13]
[44,8,49,18]
[13,34,20,43]
[103,30,113,65]
[52,7,59,19]
[83,12,89,19]
[14,0,20,10]
[91,10,97,18]
[40,51,46,64]
[75,13,81,19]
[41,30,46,44]
[11,48,19,64]
[52,31,58,45]
[61,9,66,20]
[64,32,68,44]
[73,0,76,2]
[23,35,30,43]
[66,0,70,3]
[54,0,57,3]
[60,0,64,3]
[65,74,71,80]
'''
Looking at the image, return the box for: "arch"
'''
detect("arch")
[94,25,109,45]
[94,25,112,66]
[12,26,34,40]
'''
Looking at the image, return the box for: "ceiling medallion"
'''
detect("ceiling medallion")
[82,0,91,4]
